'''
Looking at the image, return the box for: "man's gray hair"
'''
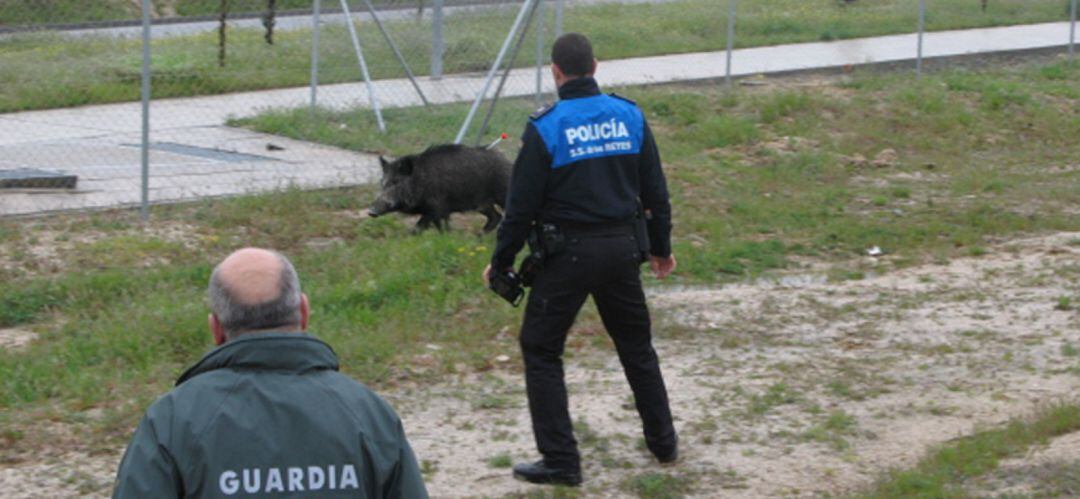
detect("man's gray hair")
[208,251,303,339]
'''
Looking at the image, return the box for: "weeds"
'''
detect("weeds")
[622,472,693,499]
[487,453,512,469]
[748,382,800,416]
[804,410,860,451]
[861,404,1080,498]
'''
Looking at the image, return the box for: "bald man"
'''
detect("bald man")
[113,248,428,498]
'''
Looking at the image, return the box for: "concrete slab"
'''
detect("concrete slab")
[0,128,378,216]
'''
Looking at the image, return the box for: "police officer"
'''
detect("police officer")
[114,248,428,498]
[483,33,678,486]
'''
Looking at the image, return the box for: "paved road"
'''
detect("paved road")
[0,21,1074,216]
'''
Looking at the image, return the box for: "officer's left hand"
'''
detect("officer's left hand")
[650,254,677,279]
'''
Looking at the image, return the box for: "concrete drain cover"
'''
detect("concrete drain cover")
[136,142,279,163]
[0,168,78,189]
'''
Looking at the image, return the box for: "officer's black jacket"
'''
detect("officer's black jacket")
[492,77,672,271]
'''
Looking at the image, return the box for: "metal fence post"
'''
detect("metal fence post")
[1070,0,1077,60]
[916,0,926,77]
[140,0,152,221]
[555,0,564,37]
[477,0,541,144]
[432,0,444,79]
[454,0,537,144]
[361,0,429,106]
[310,0,321,110]
[536,0,545,106]
[340,0,385,132]
[725,0,736,90]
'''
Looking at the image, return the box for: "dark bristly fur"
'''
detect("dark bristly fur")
[368,144,511,233]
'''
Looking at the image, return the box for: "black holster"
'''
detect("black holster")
[520,222,567,287]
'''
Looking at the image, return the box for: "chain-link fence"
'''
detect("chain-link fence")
[0,0,1076,217]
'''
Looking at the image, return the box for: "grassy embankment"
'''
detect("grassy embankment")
[0,0,1074,112]
[0,0,401,27]
[1,58,1077,494]
[860,404,1080,497]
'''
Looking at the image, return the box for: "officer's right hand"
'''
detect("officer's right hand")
[650,254,677,279]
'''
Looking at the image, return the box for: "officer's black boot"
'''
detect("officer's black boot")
[653,442,678,465]
[512,460,582,486]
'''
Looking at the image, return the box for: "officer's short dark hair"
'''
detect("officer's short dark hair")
[551,33,594,77]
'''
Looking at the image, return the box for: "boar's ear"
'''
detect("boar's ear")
[379,156,389,172]
[397,156,414,176]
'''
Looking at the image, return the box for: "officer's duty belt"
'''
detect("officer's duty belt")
[554,221,636,236]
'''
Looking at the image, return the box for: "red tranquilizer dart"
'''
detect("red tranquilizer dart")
[486,133,509,150]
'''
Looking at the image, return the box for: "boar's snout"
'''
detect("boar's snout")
[368,197,393,218]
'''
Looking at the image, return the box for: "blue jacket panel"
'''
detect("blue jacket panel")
[531,94,645,169]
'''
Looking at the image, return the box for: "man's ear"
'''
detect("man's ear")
[210,313,227,346]
[589,58,598,75]
[299,293,310,331]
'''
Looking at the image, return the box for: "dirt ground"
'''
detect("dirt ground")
[2,231,1077,498]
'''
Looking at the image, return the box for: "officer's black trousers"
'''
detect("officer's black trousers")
[519,227,676,471]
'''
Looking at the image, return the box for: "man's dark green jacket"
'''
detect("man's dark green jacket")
[113,333,428,498]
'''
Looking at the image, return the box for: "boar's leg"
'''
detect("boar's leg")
[414,205,451,233]
[433,215,450,232]
[414,213,439,233]
[431,203,452,232]
[480,204,502,233]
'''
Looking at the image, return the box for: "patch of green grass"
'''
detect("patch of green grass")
[758,91,822,124]
[977,460,1080,497]
[0,189,521,414]
[827,380,857,400]
[572,419,607,452]
[420,459,438,477]
[859,404,1080,498]
[1056,296,1075,311]
[686,114,761,149]
[523,486,582,498]
[0,0,134,26]
[748,382,800,416]
[622,472,693,499]
[487,453,513,468]
[2,0,1074,112]
[473,394,516,410]
[804,410,859,451]
[231,101,535,155]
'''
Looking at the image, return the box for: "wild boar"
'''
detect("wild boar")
[368,144,511,232]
